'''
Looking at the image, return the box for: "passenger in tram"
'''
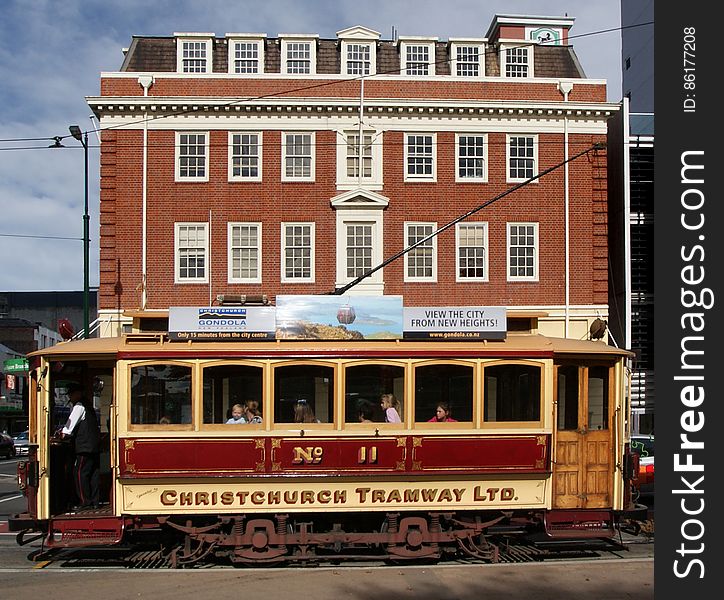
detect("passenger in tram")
[358,401,375,423]
[244,400,263,424]
[294,399,320,423]
[427,401,458,423]
[381,393,402,423]
[60,382,101,509]
[226,403,247,424]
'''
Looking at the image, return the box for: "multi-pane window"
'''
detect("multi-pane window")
[405,134,435,180]
[508,135,536,180]
[508,223,538,280]
[345,43,372,75]
[176,223,208,282]
[457,135,487,181]
[404,44,431,75]
[228,223,260,283]
[456,223,487,281]
[231,41,261,73]
[346,223,373,278]
[284,41,314,74]
[455,45,481,77]
[283,133,314,180]
[405,223,436,281]
[177,133,207,180]
[229,133,261,180]
[346,131,373,179]
[181,40,209,73]
[504,46,530,77]
[282,223,314,281]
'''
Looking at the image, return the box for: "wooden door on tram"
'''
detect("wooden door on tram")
[553,364,613,509]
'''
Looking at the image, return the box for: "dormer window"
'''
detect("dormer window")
[399,38,437,76]
[500,43,534,78]
[226,34,265,74]
[449,39,486,77]
[280,35,318,74]
[175,33,213,74]
[337,26,380,76]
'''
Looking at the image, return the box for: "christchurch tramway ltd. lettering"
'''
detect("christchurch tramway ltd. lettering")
[159,486,517,507]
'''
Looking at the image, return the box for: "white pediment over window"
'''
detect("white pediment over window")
[330,188,389,208]
[336,26,381,40]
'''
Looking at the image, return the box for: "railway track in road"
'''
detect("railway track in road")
[20,527,653,570]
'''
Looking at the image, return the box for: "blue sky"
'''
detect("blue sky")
[0,0,629,292]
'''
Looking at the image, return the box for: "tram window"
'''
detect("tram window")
[130,364,192,425]
[344,364,404,423]
[202,365,263,424]
[587,366,609,430]
[274,365,334,424]
[484,364,541,422]
[557,365,579,430]
[414,364,473,423]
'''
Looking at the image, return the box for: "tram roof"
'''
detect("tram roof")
[29,334,633,360]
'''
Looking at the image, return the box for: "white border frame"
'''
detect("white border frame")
[281,131,316,182]
[336,129,383,189]
[280,222,316,284]
[174,222,209,284]
[455,222,489,283]
[175,36,213,74]
[403,221,438,283]
[455,133,488,183]
[449,40,486,78]
[399,39,437,76]
[175,131,209,182]
[404,132,437,182]
[227,222,262,284]
[280,36,318,75]
[340,40,376,76]
[506,133,538,183]
[335,209,384,294]
[228,131,263,182]
[226,36,265,75]
[506,222,539,282]
[499,42,535,78]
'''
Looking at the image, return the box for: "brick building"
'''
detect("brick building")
[88,14,617,338]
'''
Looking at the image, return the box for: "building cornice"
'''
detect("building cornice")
[88,96,618,120]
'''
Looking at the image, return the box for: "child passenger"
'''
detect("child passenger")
[226,404,247,424]
[380,393,401,423]
[245,400,263,424]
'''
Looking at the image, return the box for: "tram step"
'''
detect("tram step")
[46,516,124,548]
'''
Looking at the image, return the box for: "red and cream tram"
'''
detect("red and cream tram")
[11,325,641,566]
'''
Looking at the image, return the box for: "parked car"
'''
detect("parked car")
[12,430,30,456]
[630,434,654,498]
[0,432,16,458]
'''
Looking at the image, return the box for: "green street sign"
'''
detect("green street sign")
[3,358,28,373]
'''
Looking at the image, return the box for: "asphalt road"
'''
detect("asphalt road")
[0,455,26,523]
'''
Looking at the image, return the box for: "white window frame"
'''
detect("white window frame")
[455,222,489,283]
[281,222,316,283]
[404,133,437,182]
[226,35,265,74]
[228,132,262,181]
[507,222,539,282]
[404,222,437,283]
[500,43,534,78]
[455,133,488,182]
[449,40,486,78]
[399,39,436,76]
[280,36,318,75]
[506,134,538,183]
[281,132,315,181]
[341,41,376,76]
[336,129,383,189]
[175,132,209,182]
[335,208,384,294]
[175,35,213,74]
[228,222,262,284]
[175,222,209,284]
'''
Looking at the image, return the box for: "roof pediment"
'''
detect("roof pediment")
[336,26,381,40]
[330,188,389,208]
